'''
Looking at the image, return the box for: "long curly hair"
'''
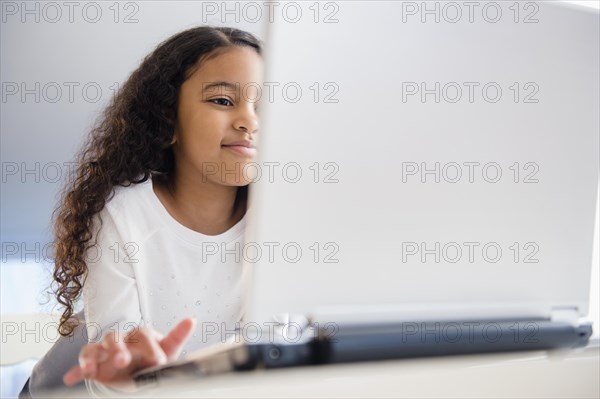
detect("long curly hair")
[52,26,262,337]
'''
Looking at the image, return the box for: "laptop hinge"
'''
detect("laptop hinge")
[550,307,580,325]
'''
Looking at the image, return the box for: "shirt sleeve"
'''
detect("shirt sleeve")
[83,207,142,341]
[82,208,143,396]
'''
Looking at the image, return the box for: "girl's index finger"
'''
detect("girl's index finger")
[126,328,168,365]
[159,318,197,359]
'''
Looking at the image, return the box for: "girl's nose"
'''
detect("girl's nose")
[234,112,259,134]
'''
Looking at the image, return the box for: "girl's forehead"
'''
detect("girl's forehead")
[188,47,263,84]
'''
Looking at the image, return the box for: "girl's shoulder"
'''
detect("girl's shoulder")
[106,179,153,213]
[99,179,157,234]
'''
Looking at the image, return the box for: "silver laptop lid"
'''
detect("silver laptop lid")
[243,1,599,325]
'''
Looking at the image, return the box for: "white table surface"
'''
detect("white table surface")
[52,340,600,398]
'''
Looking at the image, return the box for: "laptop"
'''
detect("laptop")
[134,0,599,386]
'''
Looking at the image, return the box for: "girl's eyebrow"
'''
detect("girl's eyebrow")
[201,81,239,95]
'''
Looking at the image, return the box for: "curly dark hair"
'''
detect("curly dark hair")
[52,26,262,336]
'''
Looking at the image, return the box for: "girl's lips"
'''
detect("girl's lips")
[222,145,256,158]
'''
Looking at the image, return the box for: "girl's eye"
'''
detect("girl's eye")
[210,98,233,107]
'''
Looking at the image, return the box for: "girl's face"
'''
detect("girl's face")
[172,46,263,186]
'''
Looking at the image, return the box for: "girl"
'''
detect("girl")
[51,26,263,391]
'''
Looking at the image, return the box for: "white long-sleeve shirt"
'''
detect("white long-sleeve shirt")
[83,178,247,359]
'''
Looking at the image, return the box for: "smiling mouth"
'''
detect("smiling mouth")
[222,145,257,157]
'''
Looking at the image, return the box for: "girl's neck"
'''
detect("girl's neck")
[153,172,247,236]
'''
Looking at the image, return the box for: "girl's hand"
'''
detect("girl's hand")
[63,317,196,389]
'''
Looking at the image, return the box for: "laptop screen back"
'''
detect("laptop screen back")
[243,1,599,325]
